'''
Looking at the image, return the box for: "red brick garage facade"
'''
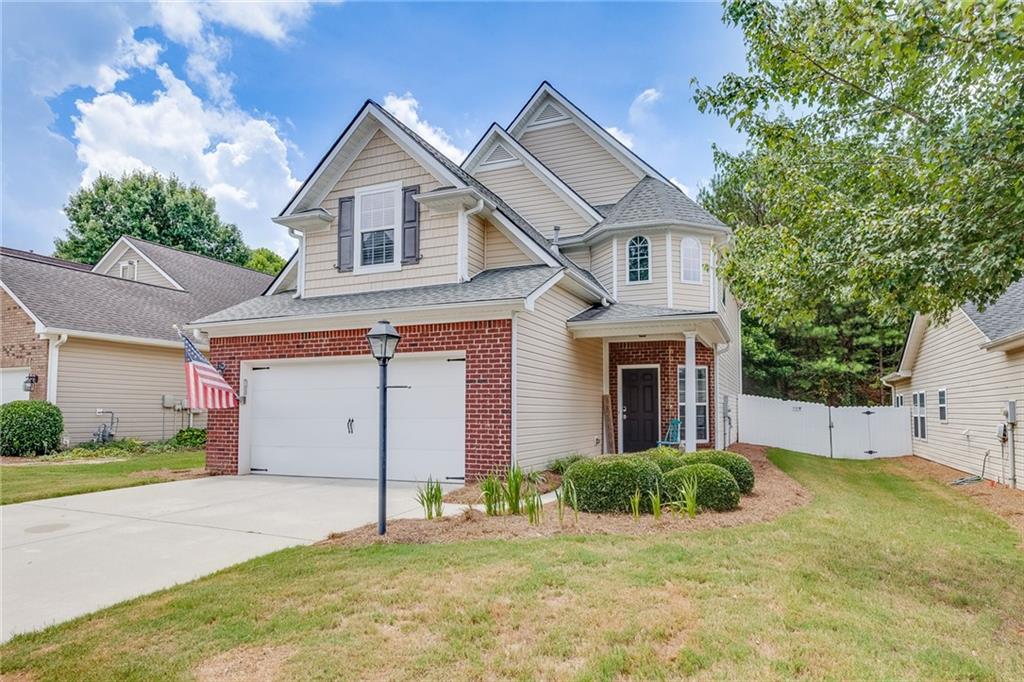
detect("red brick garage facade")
[608,339,715,452]
[206,319,512,480]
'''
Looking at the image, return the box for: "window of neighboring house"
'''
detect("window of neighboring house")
[678,365,709,442]
[912,391,927,439]
[119,260,137,280]
[681,237,702,283]
[355,181,401,272]
[938,388,948,422]
[894,394,904,408]
[627,235,650,283]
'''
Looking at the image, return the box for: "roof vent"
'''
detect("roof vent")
[531,102,567,126]
[482,143,515,165]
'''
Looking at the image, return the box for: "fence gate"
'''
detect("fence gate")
[737,395,912,459]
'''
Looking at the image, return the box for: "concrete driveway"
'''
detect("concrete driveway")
[1,475,435,642]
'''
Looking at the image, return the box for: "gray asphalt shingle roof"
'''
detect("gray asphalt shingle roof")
[570,302,710,323]
[962,277,1024,342]
[1,243,272,343]
[0,247,92,270]
[597,176,726,230]
[193,265,561,325]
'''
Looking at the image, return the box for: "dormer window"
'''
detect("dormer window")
[355,181,402,272]
[627,235,650,283]
[680,237,702,283]
[119,260,137,280]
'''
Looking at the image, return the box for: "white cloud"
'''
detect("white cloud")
[605,126,635,149]
[73,65,301,248]
[629,87,663,124]
[383,92,467,162]
[670,177,693,198]
[153,1,313,45]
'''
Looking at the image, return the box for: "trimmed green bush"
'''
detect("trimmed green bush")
[549,453,585,475]
[664,463,740,512]
[683,450,755,494]
[562,456,663,513]
[173,427,207,449]
[0,400,63,456]
[638,446,688,473]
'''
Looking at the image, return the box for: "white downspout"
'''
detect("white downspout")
[46,333,68,404]
[460,199,484,282]
[288,228,305,298]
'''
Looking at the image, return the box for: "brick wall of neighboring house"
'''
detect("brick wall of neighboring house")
[1,289,48,400]
[608,339,715,452]
[206,319,513,479]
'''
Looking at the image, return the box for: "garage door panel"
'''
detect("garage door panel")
[245,355,465,481]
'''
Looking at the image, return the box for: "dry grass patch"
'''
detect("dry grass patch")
[193,645,296,682]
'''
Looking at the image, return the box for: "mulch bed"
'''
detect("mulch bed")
[325,444,810,547]
[888,455,1024,539]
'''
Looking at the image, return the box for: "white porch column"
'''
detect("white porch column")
[684,332,697,452]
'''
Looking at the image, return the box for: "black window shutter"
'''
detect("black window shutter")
[337,196,354,272]
[401,185,420,264]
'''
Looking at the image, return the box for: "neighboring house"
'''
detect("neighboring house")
[0,238,272,444]
[883,279,1024,489]
[190,82,742,481]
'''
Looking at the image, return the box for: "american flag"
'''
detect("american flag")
[180,332,237,409]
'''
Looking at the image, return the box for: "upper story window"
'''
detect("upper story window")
[355,181,401,272]
[627,235,650,283]
[681,237,702,283]
[119,260,137,280]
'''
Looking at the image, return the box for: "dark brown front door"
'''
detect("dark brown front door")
[621,368,659,452]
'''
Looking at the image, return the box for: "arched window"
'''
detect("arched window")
[680,237,702,283]
[627,236,650,283]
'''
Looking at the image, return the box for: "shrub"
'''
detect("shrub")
[173,427,207,449]
[549,453,585,475]
[683,450,755,494]
[562,456,662,513]
[664,463,740,512]
[638,446,687,473]
[0,400,64,456]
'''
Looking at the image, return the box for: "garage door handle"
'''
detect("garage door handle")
[347,418,354,434]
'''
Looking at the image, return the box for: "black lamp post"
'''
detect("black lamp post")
[366,320,401,535]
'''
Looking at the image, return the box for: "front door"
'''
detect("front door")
[621,367,659,452]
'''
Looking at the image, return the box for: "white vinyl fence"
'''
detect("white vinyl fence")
[737,394,912,459]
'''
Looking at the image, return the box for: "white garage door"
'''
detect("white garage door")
[244,354,465,481]
[1,368,31,404]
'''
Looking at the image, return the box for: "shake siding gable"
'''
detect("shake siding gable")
[56,337,205,445]
[518,122,641,205]
[306,129,454,297]
[901,308,1024,484]
[474,164,589,239]
[515,285,604,469]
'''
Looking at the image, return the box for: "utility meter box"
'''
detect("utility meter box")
[1005,400,1017,425]
[162,394,180,408]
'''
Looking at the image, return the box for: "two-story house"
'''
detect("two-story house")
[190,83,741,481]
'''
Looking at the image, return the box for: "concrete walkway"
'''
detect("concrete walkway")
[1,475,443,642]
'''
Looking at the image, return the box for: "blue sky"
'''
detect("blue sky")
[1,1,747,256]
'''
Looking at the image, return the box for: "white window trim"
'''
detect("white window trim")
[119,260,137,280]
[894,394,903,408]
[912,391,927,441]
[680,236,702,284]
[937,388,948,423]
[353,180,403,275]
[625,235,652,285]
[677,364,710,443]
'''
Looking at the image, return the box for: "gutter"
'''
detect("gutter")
[45,333,67,404]
[37,328,205,351]
[980,328,1024,352]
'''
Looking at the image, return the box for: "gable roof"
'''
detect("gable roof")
[588,176,728,234]
[962,277,1024,344]
[0,247,92,271]
[507,82,672,189]
[0,243,272,344]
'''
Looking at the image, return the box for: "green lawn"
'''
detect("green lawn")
[0,450,205,505]
[2,449,1022,680]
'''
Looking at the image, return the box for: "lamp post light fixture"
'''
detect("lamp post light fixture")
[365,320,401,535]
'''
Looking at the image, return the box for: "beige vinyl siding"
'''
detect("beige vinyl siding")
[673,234,714,310]
[615,233,667,307]
[467,213,486,277]
[56,338,205,445]
[99,243,170,287]
[717,289,743,446]
[515,284,604,469]
[305,128,454,297]
[484,222,532,269]
[474,164,590,239]
[562,244,591,271]
[590,239,613,292]
[898,309,1023,485]
[519,122,641,205]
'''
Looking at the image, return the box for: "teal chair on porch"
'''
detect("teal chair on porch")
[657,418,681,447]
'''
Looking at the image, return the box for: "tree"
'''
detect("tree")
[700,150,906,405]
[245,247,287,275]
[55,171,251,266]
[695,0,1024,325]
